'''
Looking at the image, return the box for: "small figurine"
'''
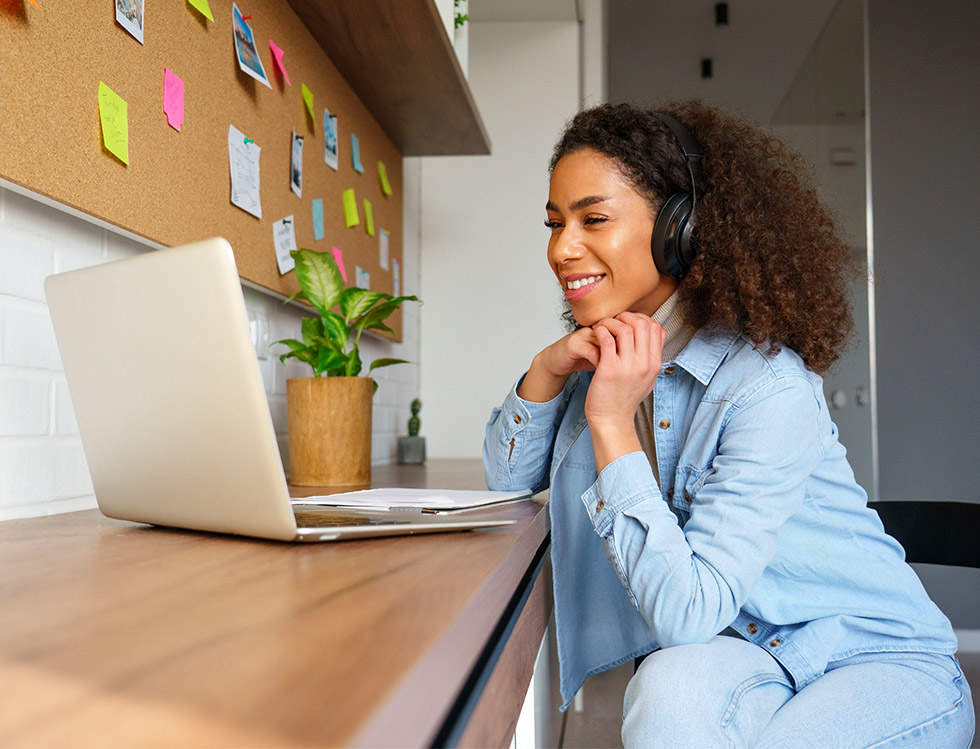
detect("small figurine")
[398,398,426,464]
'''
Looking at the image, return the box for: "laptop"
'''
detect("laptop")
[44,237,521,542]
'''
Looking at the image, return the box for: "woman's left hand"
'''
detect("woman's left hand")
[585,312,666,470]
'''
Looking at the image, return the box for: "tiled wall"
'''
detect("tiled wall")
[0,180,421,520]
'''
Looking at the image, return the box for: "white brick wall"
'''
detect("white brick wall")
[0,177,422,520]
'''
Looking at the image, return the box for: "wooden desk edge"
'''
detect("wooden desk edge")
[350,503,551,747]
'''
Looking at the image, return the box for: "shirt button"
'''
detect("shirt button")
[769,639,781,648]
[659,419,671,429]
[747,623,758,635]
[664,366,676,376]
[513,414,522,424]
[596,500,605,513]
[684,491,692,503]
[667,489,674,499]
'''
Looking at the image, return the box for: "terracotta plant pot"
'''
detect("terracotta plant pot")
[287,377,373,486]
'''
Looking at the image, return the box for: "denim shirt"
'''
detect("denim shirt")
[483,327,956,711]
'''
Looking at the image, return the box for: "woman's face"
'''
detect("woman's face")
[546,148,676,327]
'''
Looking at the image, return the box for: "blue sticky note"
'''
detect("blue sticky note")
[351,132,365,173]
[312,198,324,240]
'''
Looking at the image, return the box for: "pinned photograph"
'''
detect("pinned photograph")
[116,0,144,44]
[232,3,271,88]
[324,107,339,171]
[290,130,303,198]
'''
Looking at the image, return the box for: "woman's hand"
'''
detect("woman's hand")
[586,312,666,471]
[517,328,601,403]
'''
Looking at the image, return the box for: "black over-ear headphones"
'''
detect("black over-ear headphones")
[650,112,703,278]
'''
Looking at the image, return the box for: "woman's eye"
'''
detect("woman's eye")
[544,219,563,229]
[584,216,608,225]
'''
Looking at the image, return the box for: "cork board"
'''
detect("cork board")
[0,0,404,338]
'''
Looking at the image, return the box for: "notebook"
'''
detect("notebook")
[44,237,526,542]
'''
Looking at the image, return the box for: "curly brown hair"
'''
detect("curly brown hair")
[549,101,854,373]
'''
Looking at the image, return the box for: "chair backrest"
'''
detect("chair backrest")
[868,501,980,568]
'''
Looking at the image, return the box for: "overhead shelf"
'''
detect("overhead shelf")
[287,0,491,156]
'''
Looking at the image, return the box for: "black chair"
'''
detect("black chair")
[868,500,980,568]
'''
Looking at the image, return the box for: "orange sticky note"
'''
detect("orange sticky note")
[27,0,40,8]
[269,40,291,85]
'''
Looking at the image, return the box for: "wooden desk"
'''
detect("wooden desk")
[0,459,551,747]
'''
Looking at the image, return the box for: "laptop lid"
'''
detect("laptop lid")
[45,238,300,541]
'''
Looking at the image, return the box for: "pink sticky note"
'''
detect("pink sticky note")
[163,68,184,131]
[269,39,291,86]
[331,247,348,283]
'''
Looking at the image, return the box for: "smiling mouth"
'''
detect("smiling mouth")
[563,274,605,300]
[565,274,605,290]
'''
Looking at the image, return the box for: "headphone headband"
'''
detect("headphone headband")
[649,112,704,279]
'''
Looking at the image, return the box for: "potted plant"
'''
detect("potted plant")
[274,247,419,486]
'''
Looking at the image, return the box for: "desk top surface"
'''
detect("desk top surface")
[0,459,549,747]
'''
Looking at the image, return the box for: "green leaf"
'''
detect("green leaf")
[320,311,350,350]
[291,248,344,316]
[345,347,363,377]
[368,357,411,374]
[316,348,347,376]
[352,294,420,331]
[301,317,325,346]
[340,288,387,324]
[363,320,395,336]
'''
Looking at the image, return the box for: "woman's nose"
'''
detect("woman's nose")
[550,225,584,263]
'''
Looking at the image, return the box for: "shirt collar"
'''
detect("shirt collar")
[672,326,742,385]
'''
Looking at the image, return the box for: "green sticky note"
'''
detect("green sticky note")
[187,0,214,22]
[378,161,392,196]
[98,81,129,165]
[342,188,360,228]
[363,199,375,236]
[301,84,316,127]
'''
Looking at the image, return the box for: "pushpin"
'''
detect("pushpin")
[244,137,254,145]
[242,14,251,20]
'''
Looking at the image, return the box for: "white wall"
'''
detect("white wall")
[0,178,421,520]
[418,20,581,458]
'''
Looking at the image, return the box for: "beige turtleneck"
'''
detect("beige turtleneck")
[633,290,697,483]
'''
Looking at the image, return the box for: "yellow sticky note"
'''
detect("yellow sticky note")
[342,188,360,228]
[98,81,129,165]
[187,0,214,22]
[378,161,392,196]
[301,84,316,127]
[363,199,375,236]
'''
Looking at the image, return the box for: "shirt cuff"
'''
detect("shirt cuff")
[582,451,661,537]
[499,374,566,438]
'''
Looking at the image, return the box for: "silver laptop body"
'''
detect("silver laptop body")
[44,237,513,542]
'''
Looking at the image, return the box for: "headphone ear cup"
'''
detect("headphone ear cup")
[651,192,693,278]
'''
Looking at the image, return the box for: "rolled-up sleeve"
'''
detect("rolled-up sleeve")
[581,374,825,647]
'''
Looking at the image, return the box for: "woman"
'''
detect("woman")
[483,102,974,747]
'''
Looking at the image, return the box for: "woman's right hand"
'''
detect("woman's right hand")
[517,328,600,403]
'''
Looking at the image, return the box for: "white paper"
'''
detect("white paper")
[379,228,390,271]
[290,130,303,198]
[290,487,532,512]
[324,108,339,170]
[232,2,272,88]
[355,265,370,290]
[273,216,297,275]
[392,258,400,297]
[228,124,262,218]
[116,0,145,44]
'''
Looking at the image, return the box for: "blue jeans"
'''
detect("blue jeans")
[622,635,975,748]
